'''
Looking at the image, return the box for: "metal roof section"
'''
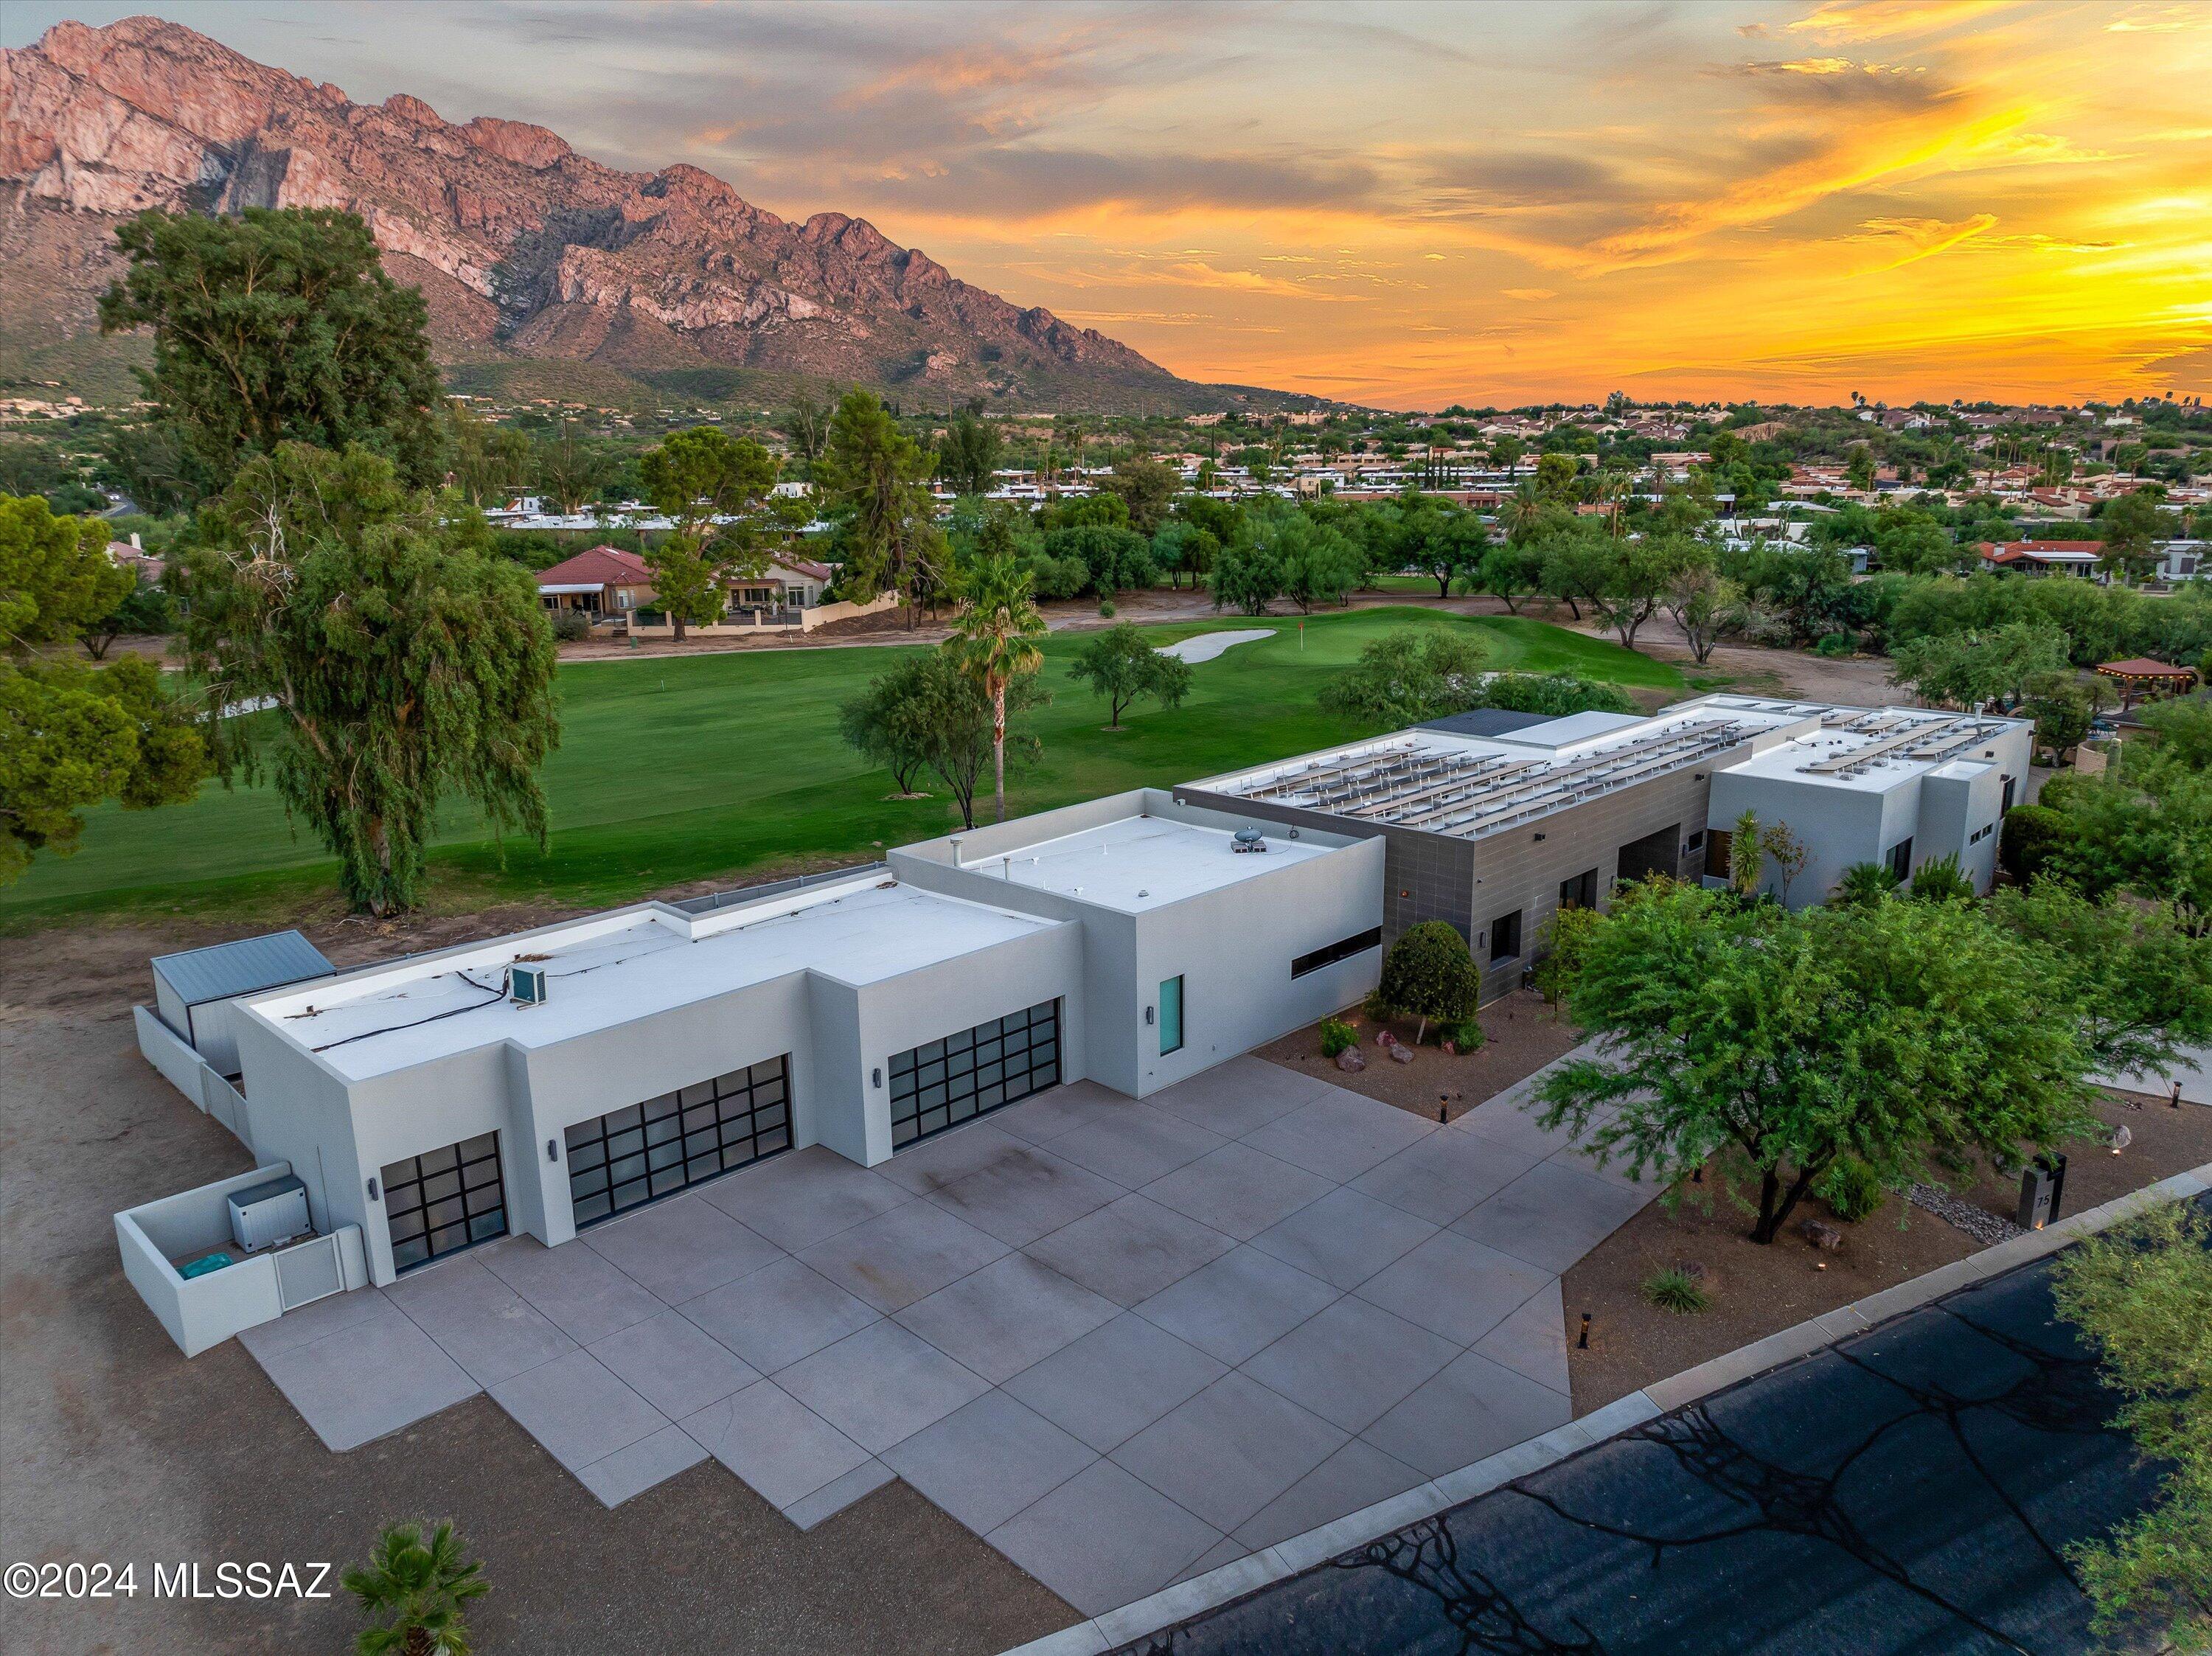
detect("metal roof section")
[1189,695,2031,838]
[150,930,335,1009]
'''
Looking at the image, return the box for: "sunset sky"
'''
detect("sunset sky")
[11,0,2211,408]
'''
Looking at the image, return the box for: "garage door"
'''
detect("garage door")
[891,999,1060,1149]
[382,1133,508,1273]
[565,1056,793,1228]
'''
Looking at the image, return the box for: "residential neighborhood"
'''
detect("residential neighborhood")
[2,6,2209,1656]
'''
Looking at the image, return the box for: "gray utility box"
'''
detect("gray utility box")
[229,1174,310,1252]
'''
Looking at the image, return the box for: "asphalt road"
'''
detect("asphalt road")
[1121,1214,2194,1656]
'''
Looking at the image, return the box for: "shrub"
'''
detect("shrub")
[1533,902,1602,1002]
[1319,1017,1357,1059]
[2050,1200,2212,1652]
[548,610,591,642]
[1375,920,1481,1043]
[1642,1268,1711,1315]
[1098,599,1116,619]
[1814,630,1857,658]
[1999,804,2073,886]
[1447,1017,1485,1052]
[1471,671,1633,717]
[1908,852,1974,904]
[1362,987,1394,1023]
[1817,1156,1885,1222]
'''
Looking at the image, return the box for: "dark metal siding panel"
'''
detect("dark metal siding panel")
[1186,745,1750,1006]
[1465,765,1720,1003]
[150,930,337,1010]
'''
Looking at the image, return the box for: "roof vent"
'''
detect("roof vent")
[1233,827,1267,855]
[507,964,549,1007]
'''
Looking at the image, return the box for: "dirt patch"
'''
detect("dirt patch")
[1256,989,1581,1126]
[0,916,1074,1656]
[1561,1091,2212,1416]
[1960,1087,2212,1218]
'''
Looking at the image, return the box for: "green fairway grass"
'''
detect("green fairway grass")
[0,608,1681,926]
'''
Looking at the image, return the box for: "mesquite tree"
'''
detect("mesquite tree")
[1537,880,2096,1244]
[182,444,560,915]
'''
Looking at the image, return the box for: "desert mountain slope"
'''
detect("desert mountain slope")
[2,15,1267,411]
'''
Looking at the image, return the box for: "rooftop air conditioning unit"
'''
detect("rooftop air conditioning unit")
[228,1174,310,1253]
[507,964,549,1007]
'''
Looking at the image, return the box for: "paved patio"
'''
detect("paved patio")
[242,1050,1651,1617]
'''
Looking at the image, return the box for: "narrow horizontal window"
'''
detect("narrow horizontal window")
[1292,926,1384,979]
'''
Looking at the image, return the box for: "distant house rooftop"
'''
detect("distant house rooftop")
[535,545,651,590]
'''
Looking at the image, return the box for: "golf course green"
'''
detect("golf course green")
[0,608,1683,925]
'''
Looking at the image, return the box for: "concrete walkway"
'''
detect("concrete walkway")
[2100,1044,2211,1104]
[243,1048,1653,1619]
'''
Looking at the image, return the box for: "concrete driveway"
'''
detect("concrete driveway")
[244,1052,1652,1618]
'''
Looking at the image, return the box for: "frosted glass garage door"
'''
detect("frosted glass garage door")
[889,1000,1061,1149]
[565,1056,793,1228]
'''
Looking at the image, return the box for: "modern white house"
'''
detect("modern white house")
[119,695,2027,1353]
[125,790,1380,1335]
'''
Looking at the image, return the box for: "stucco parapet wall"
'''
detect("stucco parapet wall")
[238,873,1065,1084]
[1000,1158,2212,1656]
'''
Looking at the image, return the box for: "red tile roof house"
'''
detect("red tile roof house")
[1976,540,2105,578]
[535,546,899,636]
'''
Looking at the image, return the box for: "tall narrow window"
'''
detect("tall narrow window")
[1158,975,1184,1057]
[1886,837,1914,881]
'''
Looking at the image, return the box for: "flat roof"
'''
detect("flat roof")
[1190,700,1804,841]
[1416,708,1551,740]
[1719,706,2022,793]
[961,813,1331,914]
[1500,710,1649,748]
[1189,695,2029,835]
[250,878,1056,1082]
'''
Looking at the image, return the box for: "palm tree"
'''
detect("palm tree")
[1832,860,1900,907]
[947,553,1047,824]
[345,1521,487,1656]
[1500,481,1545,542]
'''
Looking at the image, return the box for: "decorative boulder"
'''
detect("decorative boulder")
[1798,1219,1845,1253]
[1375,1029,1398,1049]
[1335,1048,1366,1074]
[1388,1042,1416,1065]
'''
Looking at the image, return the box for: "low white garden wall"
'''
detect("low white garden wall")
[116,1164,369,1357]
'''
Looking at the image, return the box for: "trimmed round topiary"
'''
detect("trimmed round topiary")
[1375,921,1481,1044]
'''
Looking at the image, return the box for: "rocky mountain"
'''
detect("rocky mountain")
[1,16,1266,411]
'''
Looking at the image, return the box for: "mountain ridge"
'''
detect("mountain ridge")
[0,15,1293,412]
